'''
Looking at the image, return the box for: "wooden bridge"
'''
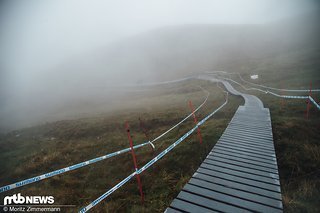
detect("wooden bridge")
[166,79,283,212]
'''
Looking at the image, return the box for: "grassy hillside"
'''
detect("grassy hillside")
[1,11,319,213]
[1,71,319,212]
[0,80,243,212]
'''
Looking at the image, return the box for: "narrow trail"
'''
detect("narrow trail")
[167,76,283,212]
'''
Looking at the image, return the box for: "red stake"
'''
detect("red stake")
[188,100,203,144]
[125,121,144,203]
[306,81,312,120]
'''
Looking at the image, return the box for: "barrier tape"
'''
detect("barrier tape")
[0,142,148,193]
[150,87,209,143]
[205,71,320,92]
[218,76,320,110]
[309,96,320,110]
[0,86,209,194]
[79,91,228,212]
[79,171,137,213]
[237,73,320,92]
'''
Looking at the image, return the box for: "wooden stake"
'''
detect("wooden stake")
[125,121,144,203]
[188,100,203,144]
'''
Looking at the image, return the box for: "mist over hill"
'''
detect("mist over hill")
[1,11,319,133]
[58,11,319,84]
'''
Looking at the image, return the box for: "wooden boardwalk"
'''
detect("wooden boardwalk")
[166,80,283,212]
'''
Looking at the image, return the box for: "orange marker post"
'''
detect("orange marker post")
[188,100,203,144]
[125,121,144,204]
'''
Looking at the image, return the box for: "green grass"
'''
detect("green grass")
[1,65,319,212]
[0,80,242,212]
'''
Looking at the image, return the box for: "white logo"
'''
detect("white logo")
[3,193,54,205]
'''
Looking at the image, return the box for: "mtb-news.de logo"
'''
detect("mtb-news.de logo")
[2,193,60,212]
[4,193,54,205]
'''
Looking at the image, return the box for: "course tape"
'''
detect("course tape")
[150,87,209,143]
[309,96,320,110]
[79,92,228,213]
[220,77,320,110]
[0,87,209,194]
[237,73,320,92]
[0,142,148,193]
[205,71,320,92]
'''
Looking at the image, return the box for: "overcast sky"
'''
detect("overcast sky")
[0,0,318,83]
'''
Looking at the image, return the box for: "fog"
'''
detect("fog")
[0,0,319,132]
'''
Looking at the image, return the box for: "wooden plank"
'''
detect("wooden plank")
[232,116,269,120]
[233,115,268,119]
[209,152,278,170]
[177,191,243,212]
[220,133,274,145]
[215,141,275,155]
[206,155,278,173]
[228,123,272,131]
[231,120,270,126]
[169,198,218,213]
[221,131,273,142]
[222,131,273,142]
[223,130,273,141]
[223,129,273,139]
[204,158,278,176]
[229,121,270,128]
[224,127,272,136]
[211,149,277,167]
[183,184,282,213]
[189,178,283,209]
[200,163,280,187]
[193,172,282,200]
[218,138,275,151]
[213,146,277,163]
[215,143,276,158]
[218,138,274,151]
[226,125,272,134]
[226,122,270,129]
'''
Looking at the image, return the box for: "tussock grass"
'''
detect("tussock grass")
[0,80,242,212]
